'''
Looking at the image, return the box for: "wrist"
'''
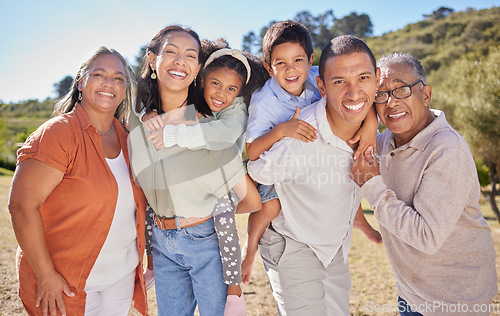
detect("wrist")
[360,172,379,187]
[272,124,285,140]
[35,262,57,280]
[244,248,258,261]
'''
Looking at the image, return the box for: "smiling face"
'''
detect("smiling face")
[151,31,201,96]
[202,67,243,112]
[79,54,127,113]
[317,52,379,130]
[376,63,432,146]
[266,42,313,96]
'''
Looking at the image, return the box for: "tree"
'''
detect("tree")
[423,7,455,20]
[332,12,373,38]
[53,75,74,99]
[294,10,335,49]
[133,45,147,83]
[241,20,276,54]
[439,46,500,222]
[259,21,277,53]
[294,10,317,34]
[242,31,259,53]
[241,10,374,53]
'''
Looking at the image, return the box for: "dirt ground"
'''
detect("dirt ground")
[1,174,499,315]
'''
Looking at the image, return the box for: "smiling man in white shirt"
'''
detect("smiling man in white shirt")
[247,35,380,316]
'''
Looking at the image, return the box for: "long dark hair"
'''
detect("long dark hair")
[135,25,209,116]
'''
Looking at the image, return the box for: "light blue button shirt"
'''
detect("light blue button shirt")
[245,67,322,143]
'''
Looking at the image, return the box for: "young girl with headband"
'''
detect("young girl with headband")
[143,38,269,315]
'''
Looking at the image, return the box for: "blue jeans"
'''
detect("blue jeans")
[151,218,228,316]
[398,297,424,316]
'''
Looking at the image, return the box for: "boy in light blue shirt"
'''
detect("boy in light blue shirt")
[245,65,322,144]
[241,20,382,285]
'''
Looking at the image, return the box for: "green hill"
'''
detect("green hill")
[366,7,500,85]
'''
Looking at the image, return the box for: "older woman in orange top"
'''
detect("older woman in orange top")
[8,47,148,316]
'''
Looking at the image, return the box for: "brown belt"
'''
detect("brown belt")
[154,215,211,230]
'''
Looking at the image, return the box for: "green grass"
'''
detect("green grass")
[1,174,499,315]
[4,117,48,134]
[0,167,14,177]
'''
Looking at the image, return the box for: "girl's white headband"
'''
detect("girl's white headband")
[204,48,251,84]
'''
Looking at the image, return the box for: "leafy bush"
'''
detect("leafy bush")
[476,161,491,187]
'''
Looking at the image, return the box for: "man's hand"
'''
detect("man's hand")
[350,146,380,187]
[275,107,317,142]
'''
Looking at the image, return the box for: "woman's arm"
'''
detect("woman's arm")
[9,159,74,316]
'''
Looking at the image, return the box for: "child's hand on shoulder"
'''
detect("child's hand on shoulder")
[143,111,166,150]
[147,127,165,150]
[350,130,376,160]
[143,111,162,132]
[276,107,317,142]
[350,106,378,160]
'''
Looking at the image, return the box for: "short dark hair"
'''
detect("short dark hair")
[262,20,314,66]
[319,35,376,81]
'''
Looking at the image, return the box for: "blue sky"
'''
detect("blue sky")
[0,0,498,103]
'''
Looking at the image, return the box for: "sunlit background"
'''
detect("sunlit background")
[0,0,497,103]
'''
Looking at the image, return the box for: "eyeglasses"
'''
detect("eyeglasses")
[374,80,424,104]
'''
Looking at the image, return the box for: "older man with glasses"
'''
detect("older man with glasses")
[350,52,497,316]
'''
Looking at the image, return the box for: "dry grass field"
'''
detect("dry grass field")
[1,171,499,315]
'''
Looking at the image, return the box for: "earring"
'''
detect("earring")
[194,76,197,86]
[78,90,82,101]
[151,70,157,80]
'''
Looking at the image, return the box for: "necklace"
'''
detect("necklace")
[98,124,114,137]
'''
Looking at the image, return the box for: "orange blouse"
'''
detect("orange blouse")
[16,104,148,315]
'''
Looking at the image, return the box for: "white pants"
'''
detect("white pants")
[259,227,351,316]
[84,270,135,316]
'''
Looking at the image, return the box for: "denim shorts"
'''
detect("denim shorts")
[258,183,279,203]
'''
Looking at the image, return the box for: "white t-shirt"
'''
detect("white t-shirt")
[247,98,361,266]
[85,150,139,290]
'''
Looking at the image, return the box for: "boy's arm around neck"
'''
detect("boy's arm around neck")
[246,106,317,161]
[351,105,378,159]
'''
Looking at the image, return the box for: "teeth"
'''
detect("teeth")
[169,70,186,77]
[286,76,299,81]
[98,92,114,97]
[212,98,223,106]
[388,112,405,118]
[344,102,364,111]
